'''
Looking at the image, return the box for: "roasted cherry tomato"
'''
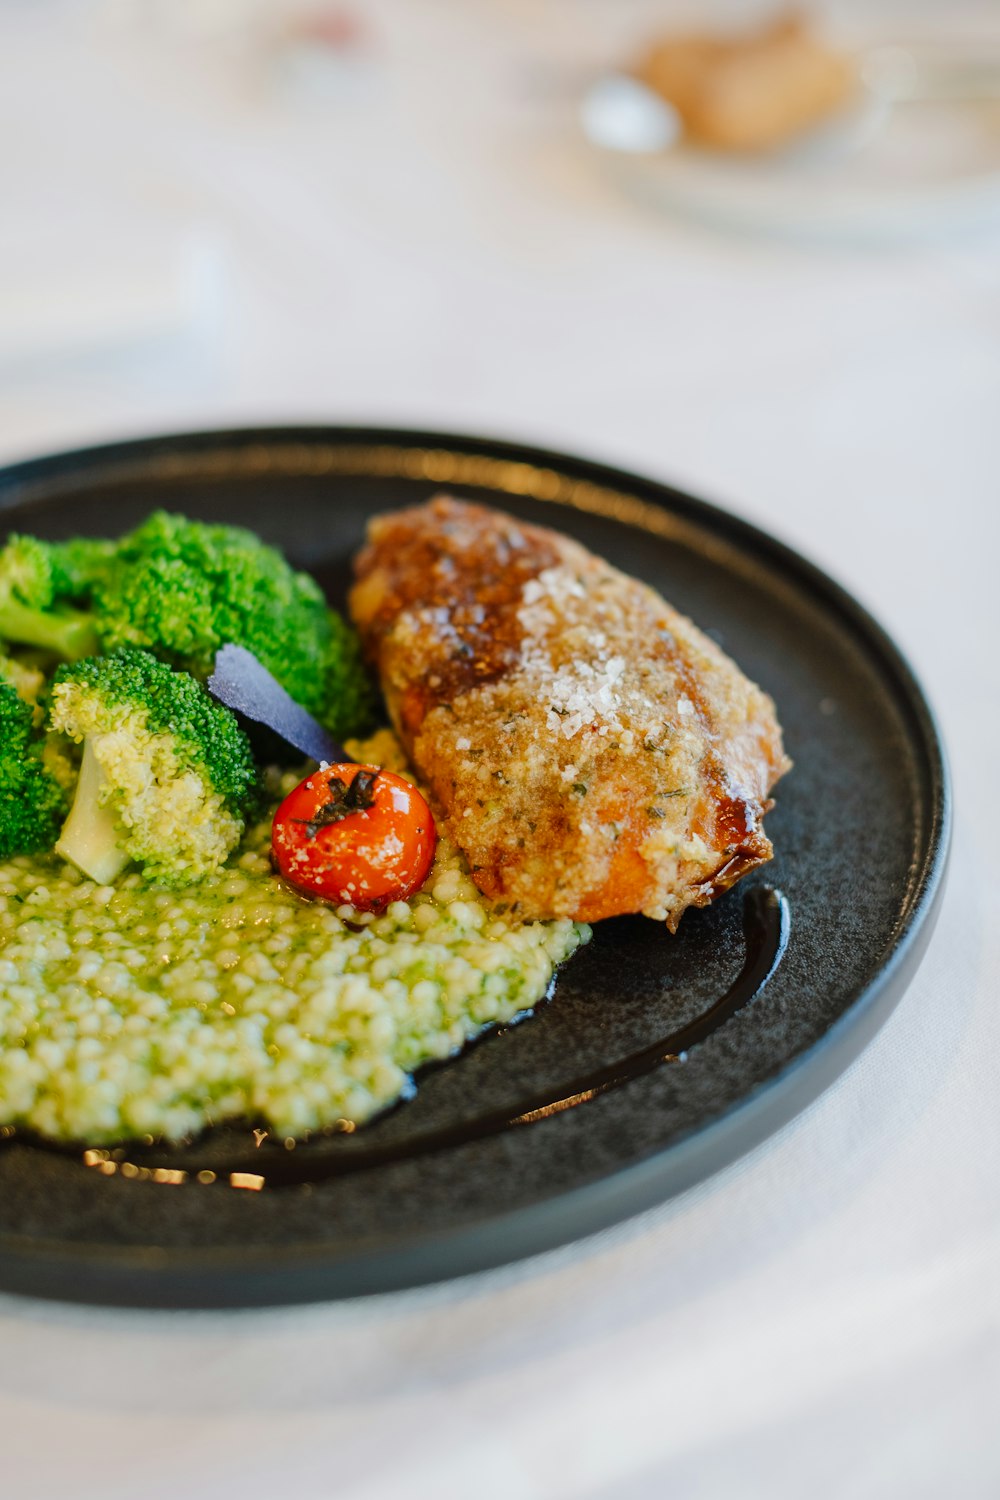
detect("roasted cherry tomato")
[271,763,436,910]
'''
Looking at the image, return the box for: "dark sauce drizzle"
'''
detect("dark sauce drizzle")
[3,886,789,1190]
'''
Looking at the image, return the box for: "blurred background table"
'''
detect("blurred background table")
[1,2,997,1496]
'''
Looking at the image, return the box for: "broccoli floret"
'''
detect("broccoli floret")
[90,512,374,734]
[0,645,46,707]
[50,648,259,887]
[93,511,329,700]
[4,514,377,740]
[0,681,72,859]
[0,534,99,661]
[49,536,117,601]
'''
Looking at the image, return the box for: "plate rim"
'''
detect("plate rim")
[0,424,952,1308]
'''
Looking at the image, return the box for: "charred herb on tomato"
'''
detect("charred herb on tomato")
[292,768,380,839]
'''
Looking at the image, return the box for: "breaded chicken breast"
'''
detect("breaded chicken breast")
[350,497,789,928]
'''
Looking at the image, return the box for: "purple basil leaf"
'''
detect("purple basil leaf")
[208,644,347,765]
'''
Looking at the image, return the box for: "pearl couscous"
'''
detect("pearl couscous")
[0,733,589,1144]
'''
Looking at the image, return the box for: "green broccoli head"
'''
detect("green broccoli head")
[50,647,259,887]
[0,533,99,660]
[49,536,118,601]
[3,513,376,740]
[0,646,47,706]
[0,534,54,609]
[92,511,364,721]
[0,680,72,859]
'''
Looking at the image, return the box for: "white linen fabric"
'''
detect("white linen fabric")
[0,4,997,1497]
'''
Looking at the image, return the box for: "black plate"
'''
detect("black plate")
[0,426,950,1308]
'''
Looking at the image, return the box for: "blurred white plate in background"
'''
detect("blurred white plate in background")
[581,55,1000,243]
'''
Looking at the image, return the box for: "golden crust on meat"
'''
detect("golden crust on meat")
[350,496,790,928]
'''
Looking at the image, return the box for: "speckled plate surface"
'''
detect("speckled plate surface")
[0,427,950,1308]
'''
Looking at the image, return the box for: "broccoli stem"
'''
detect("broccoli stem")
[0,599,99,661]
[55,739,130,885]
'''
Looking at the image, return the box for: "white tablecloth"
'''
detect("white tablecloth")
[1,4,997,1496]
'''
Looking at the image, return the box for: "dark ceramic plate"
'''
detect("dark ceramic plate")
[0,427,949,1308]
